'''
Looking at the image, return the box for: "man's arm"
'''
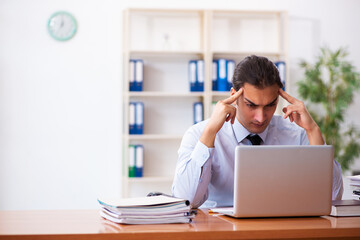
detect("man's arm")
[279,89,324,145]
[332,160,344,200]
[172,89,243,208]
[289,90,344,199]
[200,88,243,147]
[172,125,213,208]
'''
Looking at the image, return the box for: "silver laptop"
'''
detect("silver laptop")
[216,145,333,218]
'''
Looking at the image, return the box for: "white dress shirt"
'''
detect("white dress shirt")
[172,115,344,208]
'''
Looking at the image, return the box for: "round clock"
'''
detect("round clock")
[47,11,77,41]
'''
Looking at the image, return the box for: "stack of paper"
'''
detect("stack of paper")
[98,195,195,224]
[347,175,360,200]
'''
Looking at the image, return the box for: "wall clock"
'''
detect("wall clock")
[47,11,77,41]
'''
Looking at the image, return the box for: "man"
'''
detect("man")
[172,55,343,208]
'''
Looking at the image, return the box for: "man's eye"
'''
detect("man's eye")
[266,103,276,108]
[246,104,256,108]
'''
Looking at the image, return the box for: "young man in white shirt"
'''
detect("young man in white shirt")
[172,55,343,208]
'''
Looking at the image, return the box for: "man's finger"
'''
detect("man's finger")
[279,89,296,104]
[223,88,244,104]
[225,105,236,120]
[283,105,295,119]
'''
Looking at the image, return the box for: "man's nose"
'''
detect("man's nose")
[254,108,265,123]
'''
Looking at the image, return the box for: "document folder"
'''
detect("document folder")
[212,60,218,91]
[135,102,144,134]
[193,102,203,124]
[217,59,227,91]
[275,61,286,91]
[135,145,144,177]
[189,60,197,92]
[196,60,204,92]
[129,102,136,134]
[227,60,235,91]
[128,145,136,177]
[129,60,136,91]
[135,60,143,91]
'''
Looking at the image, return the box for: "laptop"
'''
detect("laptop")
[215,145,334,218]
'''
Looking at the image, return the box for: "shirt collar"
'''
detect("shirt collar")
[232,118,270,144]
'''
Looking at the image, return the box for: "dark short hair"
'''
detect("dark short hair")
[232,55,283,91]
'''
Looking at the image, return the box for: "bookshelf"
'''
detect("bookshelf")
[122,9,288,197]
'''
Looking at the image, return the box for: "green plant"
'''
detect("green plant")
[297,47,360,171]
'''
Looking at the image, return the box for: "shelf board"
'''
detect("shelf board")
[128,134,183,140]
[128,50,282,58]
[127,8,204,14]
[212,51,283,57]
[213,9,283,15]
[211,91,230,97]
[128,50,204,57]
[126,176,174,183]
[127,92,205,97]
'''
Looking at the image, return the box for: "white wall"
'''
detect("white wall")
[1,0,360,210]
[0,0,124,210]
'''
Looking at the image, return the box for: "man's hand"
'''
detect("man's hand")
[279,89,324,145]
[200,88,243,148]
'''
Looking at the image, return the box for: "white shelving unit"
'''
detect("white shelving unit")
[122,9,288,197]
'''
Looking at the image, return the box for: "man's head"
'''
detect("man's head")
[230,55,283,134]
[232,55,283,91]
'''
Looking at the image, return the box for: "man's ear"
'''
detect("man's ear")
[230,87,238,105]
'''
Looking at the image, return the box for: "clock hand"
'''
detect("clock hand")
[60,15,64,28]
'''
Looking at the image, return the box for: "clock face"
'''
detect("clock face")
[48,11,77,41]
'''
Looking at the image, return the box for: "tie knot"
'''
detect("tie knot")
[246,134,262,145]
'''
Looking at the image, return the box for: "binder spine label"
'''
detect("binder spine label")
[129,60,135,91]
[227,60,235,91]
[189,60,197,92]
[135,102,144,134]
[135,60,144,91]
[135,145,144,177]
[275,61,286,91]
[212,60,218,91]
[196,60,204,92]
[218,59,226,79]
[129,102,136,134]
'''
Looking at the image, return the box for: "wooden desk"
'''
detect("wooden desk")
[1,209,360,240]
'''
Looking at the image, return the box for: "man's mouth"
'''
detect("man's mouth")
[252,122,266,128]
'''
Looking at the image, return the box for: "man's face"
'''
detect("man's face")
[233,83,279,134]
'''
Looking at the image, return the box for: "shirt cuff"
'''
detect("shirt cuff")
[190,141,214,169]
